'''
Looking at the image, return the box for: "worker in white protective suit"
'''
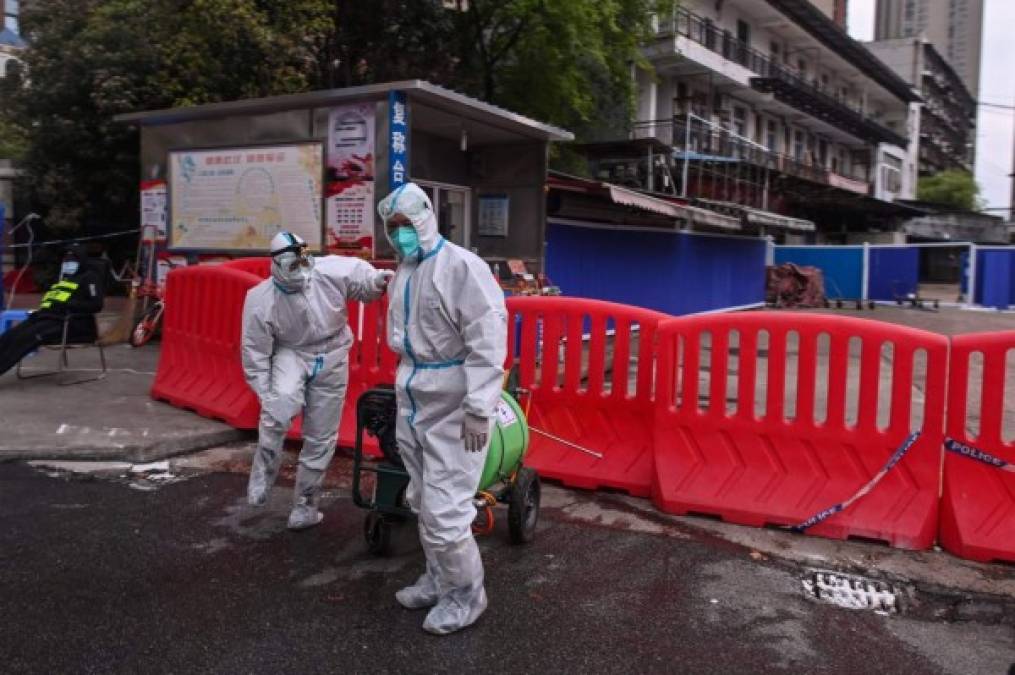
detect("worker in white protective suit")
[242,232,393,530]
[378,183,507,635]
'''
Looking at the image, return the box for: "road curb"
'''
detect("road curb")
[0,429,251,464]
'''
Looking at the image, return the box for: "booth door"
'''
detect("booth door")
[418,182,471,249]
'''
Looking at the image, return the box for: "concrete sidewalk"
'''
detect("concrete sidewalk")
[0,341,248,463]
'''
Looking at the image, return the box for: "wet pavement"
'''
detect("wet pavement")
[2,455,1013,674]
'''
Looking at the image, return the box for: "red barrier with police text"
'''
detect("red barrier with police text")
[652,312,947,549]
[506,296,667,497]
[939,331,1015,563]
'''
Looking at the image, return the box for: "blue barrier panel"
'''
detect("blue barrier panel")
[959,249,969,295]
[979,251,1014,309]
[773,246,863,299]
[546,221,766,315]
[0,202,5,311]
[676,232,766,314]
[868,247,919,301]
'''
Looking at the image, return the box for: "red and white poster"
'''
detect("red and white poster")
[326,102,375,258]
[140,179,167,243]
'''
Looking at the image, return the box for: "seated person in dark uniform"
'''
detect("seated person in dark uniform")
[0,244,106,376]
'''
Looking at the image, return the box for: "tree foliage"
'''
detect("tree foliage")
[461,0,657,139]
[2,0,659,233]
[5,0,333,232]
[917,170,983,212]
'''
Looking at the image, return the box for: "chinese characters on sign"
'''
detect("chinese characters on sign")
[478,194,510,237]
[326,102,376,258]
[169,143,323,252]
[388,90,409,191]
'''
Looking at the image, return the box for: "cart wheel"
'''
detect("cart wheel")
[364,511,392,556]
[868,301,876,310]
[508,467,541,545]
[835,300,843,309]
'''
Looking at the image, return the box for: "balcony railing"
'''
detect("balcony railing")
[656,6,905,146]
[615,116,872,206]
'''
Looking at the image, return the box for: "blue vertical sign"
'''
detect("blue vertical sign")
[0,203,5,311]
[388,90,408,191]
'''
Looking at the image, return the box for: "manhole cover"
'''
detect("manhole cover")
[802,570,903,614]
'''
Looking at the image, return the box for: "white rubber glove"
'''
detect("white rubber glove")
[461,413,490,453]
[374,269,395,291]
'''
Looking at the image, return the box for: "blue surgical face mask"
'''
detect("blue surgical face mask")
[61,261,80,277]
[393,226,419,258]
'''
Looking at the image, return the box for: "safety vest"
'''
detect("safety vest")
[40,280,79,309]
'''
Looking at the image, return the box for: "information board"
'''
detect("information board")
[169,143,323,252]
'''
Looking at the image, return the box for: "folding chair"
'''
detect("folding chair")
[16,313,107,385]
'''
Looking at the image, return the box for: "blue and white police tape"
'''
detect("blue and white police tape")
[944,438,1014,473]
[792,431,922,533]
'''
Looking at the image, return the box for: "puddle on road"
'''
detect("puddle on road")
[803,569,907,614]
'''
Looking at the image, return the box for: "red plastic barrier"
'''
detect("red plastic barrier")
[653,312,947,549]
[939,331,1015,563]
[152,257,397,455]
[151,264,262,427]
[506,296,667,497]
[221,257,271,278]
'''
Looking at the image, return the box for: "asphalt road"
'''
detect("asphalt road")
[1,462,1012,674]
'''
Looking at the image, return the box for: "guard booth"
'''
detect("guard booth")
[116,80,572,269]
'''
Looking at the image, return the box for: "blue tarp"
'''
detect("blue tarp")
[773,246,863,299]
[546,221,766,316]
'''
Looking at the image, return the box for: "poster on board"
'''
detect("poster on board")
[140,179,167,243]
[478,194,510,237]
[169,143,323,252]
[326,102,375,258]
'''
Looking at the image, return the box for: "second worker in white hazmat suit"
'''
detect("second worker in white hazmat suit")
[242,232,393,530]
[377,183,507,635]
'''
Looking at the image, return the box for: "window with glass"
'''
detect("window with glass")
[732,107,746,137]
[4,0,19,34]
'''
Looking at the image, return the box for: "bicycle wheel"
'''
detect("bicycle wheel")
[130,303,163,347]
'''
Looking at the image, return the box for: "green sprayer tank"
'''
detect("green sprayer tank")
[478,391,530,491]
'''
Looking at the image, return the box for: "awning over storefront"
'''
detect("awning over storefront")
[693,198,815,232]
[741,206,815,232]
[601,183,740,230]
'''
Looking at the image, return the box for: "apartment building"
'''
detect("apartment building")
[867,37,976,175]
[874,0,984,97]
[0,0,24,78]
[595,0,922,241]
[810,0,848,29]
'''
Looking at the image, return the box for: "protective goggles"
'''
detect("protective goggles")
[273,249,311,271]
